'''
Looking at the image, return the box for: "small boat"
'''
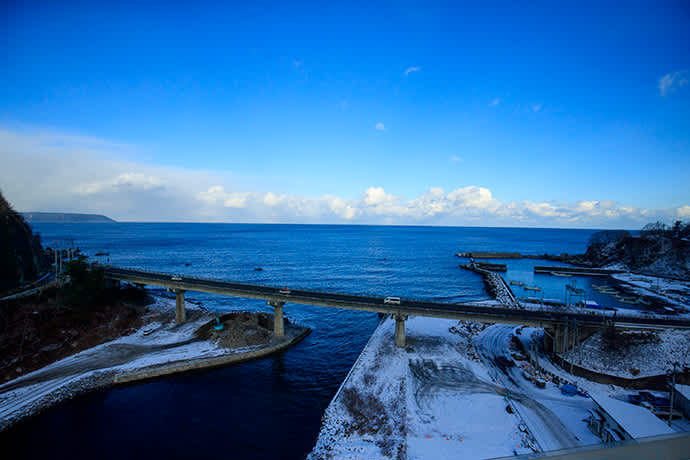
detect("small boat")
[619,296,639,304]
[94,250,109,256]
[523,285,542,291]
[509,280,524,286]
[599,288,618,295]
[551,272,572,277]
[253,267,263,271]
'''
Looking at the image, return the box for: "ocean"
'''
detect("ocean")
[4,224,599,459]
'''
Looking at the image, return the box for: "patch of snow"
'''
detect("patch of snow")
[566,329,690,378]
[309,317,537,459]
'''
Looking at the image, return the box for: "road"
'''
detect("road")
[474,325,600,452]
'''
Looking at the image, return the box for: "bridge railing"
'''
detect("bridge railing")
[100,265,689,327]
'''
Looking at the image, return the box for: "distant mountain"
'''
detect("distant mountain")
[21,212,116,223]
[1,193,51,291]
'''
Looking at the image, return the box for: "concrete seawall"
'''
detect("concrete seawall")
[114,327,311,384]
[0,326,311,433]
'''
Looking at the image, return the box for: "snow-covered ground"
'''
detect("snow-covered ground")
[562,328,690,378]
[473,325,601,452]
[515,327,690,434]
[612,273,690,311]
[309,316,690,459]
[309,317,602,459]
[0,295,272,431]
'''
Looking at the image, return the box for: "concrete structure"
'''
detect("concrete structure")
[673,384,690,419]
[103,267,690,348]
[544,321,598,354]
[494,432,690,460]
[394,314,407,347]
[172,289,186,324]
[269,301,285,337]
[587,393,675,443]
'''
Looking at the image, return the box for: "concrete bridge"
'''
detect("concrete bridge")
[103,267,690,350]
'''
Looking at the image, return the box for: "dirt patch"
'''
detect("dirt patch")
[196,311,288,348]
[0,286,154,383]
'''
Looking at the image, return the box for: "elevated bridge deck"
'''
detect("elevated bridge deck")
[104,267,689,327]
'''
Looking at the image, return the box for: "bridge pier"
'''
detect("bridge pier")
[269,301,285,337]
[172,289,186,324]
[544,323,597,354]
[395,314,407,348]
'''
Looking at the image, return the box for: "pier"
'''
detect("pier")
[533,266,623,276]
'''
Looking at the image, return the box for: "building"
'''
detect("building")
[588,393,675,443]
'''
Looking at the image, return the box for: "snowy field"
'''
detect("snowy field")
[308,317,604,459]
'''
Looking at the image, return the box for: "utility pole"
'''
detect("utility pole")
[669,361,679,427]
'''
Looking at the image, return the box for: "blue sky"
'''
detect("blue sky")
[1,1,689,227]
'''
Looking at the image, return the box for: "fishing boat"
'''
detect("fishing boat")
[619,296,640,304]
[551,272,572,277]
[523,285,542,291]
[509,280,524,286]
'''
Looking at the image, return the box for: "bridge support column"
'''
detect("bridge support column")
[172,289,186,324]
[395,314,407,348]
[269,301,285,337]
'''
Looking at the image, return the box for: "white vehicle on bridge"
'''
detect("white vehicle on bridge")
[171,275,182,281]
[384,296,401,305]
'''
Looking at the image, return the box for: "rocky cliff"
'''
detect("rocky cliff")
[0,191,50,292]
[570,223,690,279]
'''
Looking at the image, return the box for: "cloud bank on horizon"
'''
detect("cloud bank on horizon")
[1,127,687,229]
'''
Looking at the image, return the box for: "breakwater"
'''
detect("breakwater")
[460,264,519,307]
[534,266,622,276]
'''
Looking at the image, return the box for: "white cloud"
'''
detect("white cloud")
[375,122,385,131]
[532,103,543,112]
[404,66,421,76]
[659,70,688,96]
[449,155,462,163]
[1,125,687,228]
[76,173,164,195]
[363,187,394,206]
[489,98,500,107]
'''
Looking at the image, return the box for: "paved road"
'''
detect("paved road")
[104,267,690,329]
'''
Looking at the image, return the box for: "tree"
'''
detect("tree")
[61,255,105,312]
[587,230,630,247]
[641,221,668,237]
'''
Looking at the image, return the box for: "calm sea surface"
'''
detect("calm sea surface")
[4,224,599,459]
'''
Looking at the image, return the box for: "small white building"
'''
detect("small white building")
[588,393,675,443]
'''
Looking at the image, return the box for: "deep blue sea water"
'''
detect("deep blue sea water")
[3,224,599,459]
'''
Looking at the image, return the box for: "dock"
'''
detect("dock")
[534,266,622,276]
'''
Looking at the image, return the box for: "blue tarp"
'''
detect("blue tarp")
[561,384,577,396]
